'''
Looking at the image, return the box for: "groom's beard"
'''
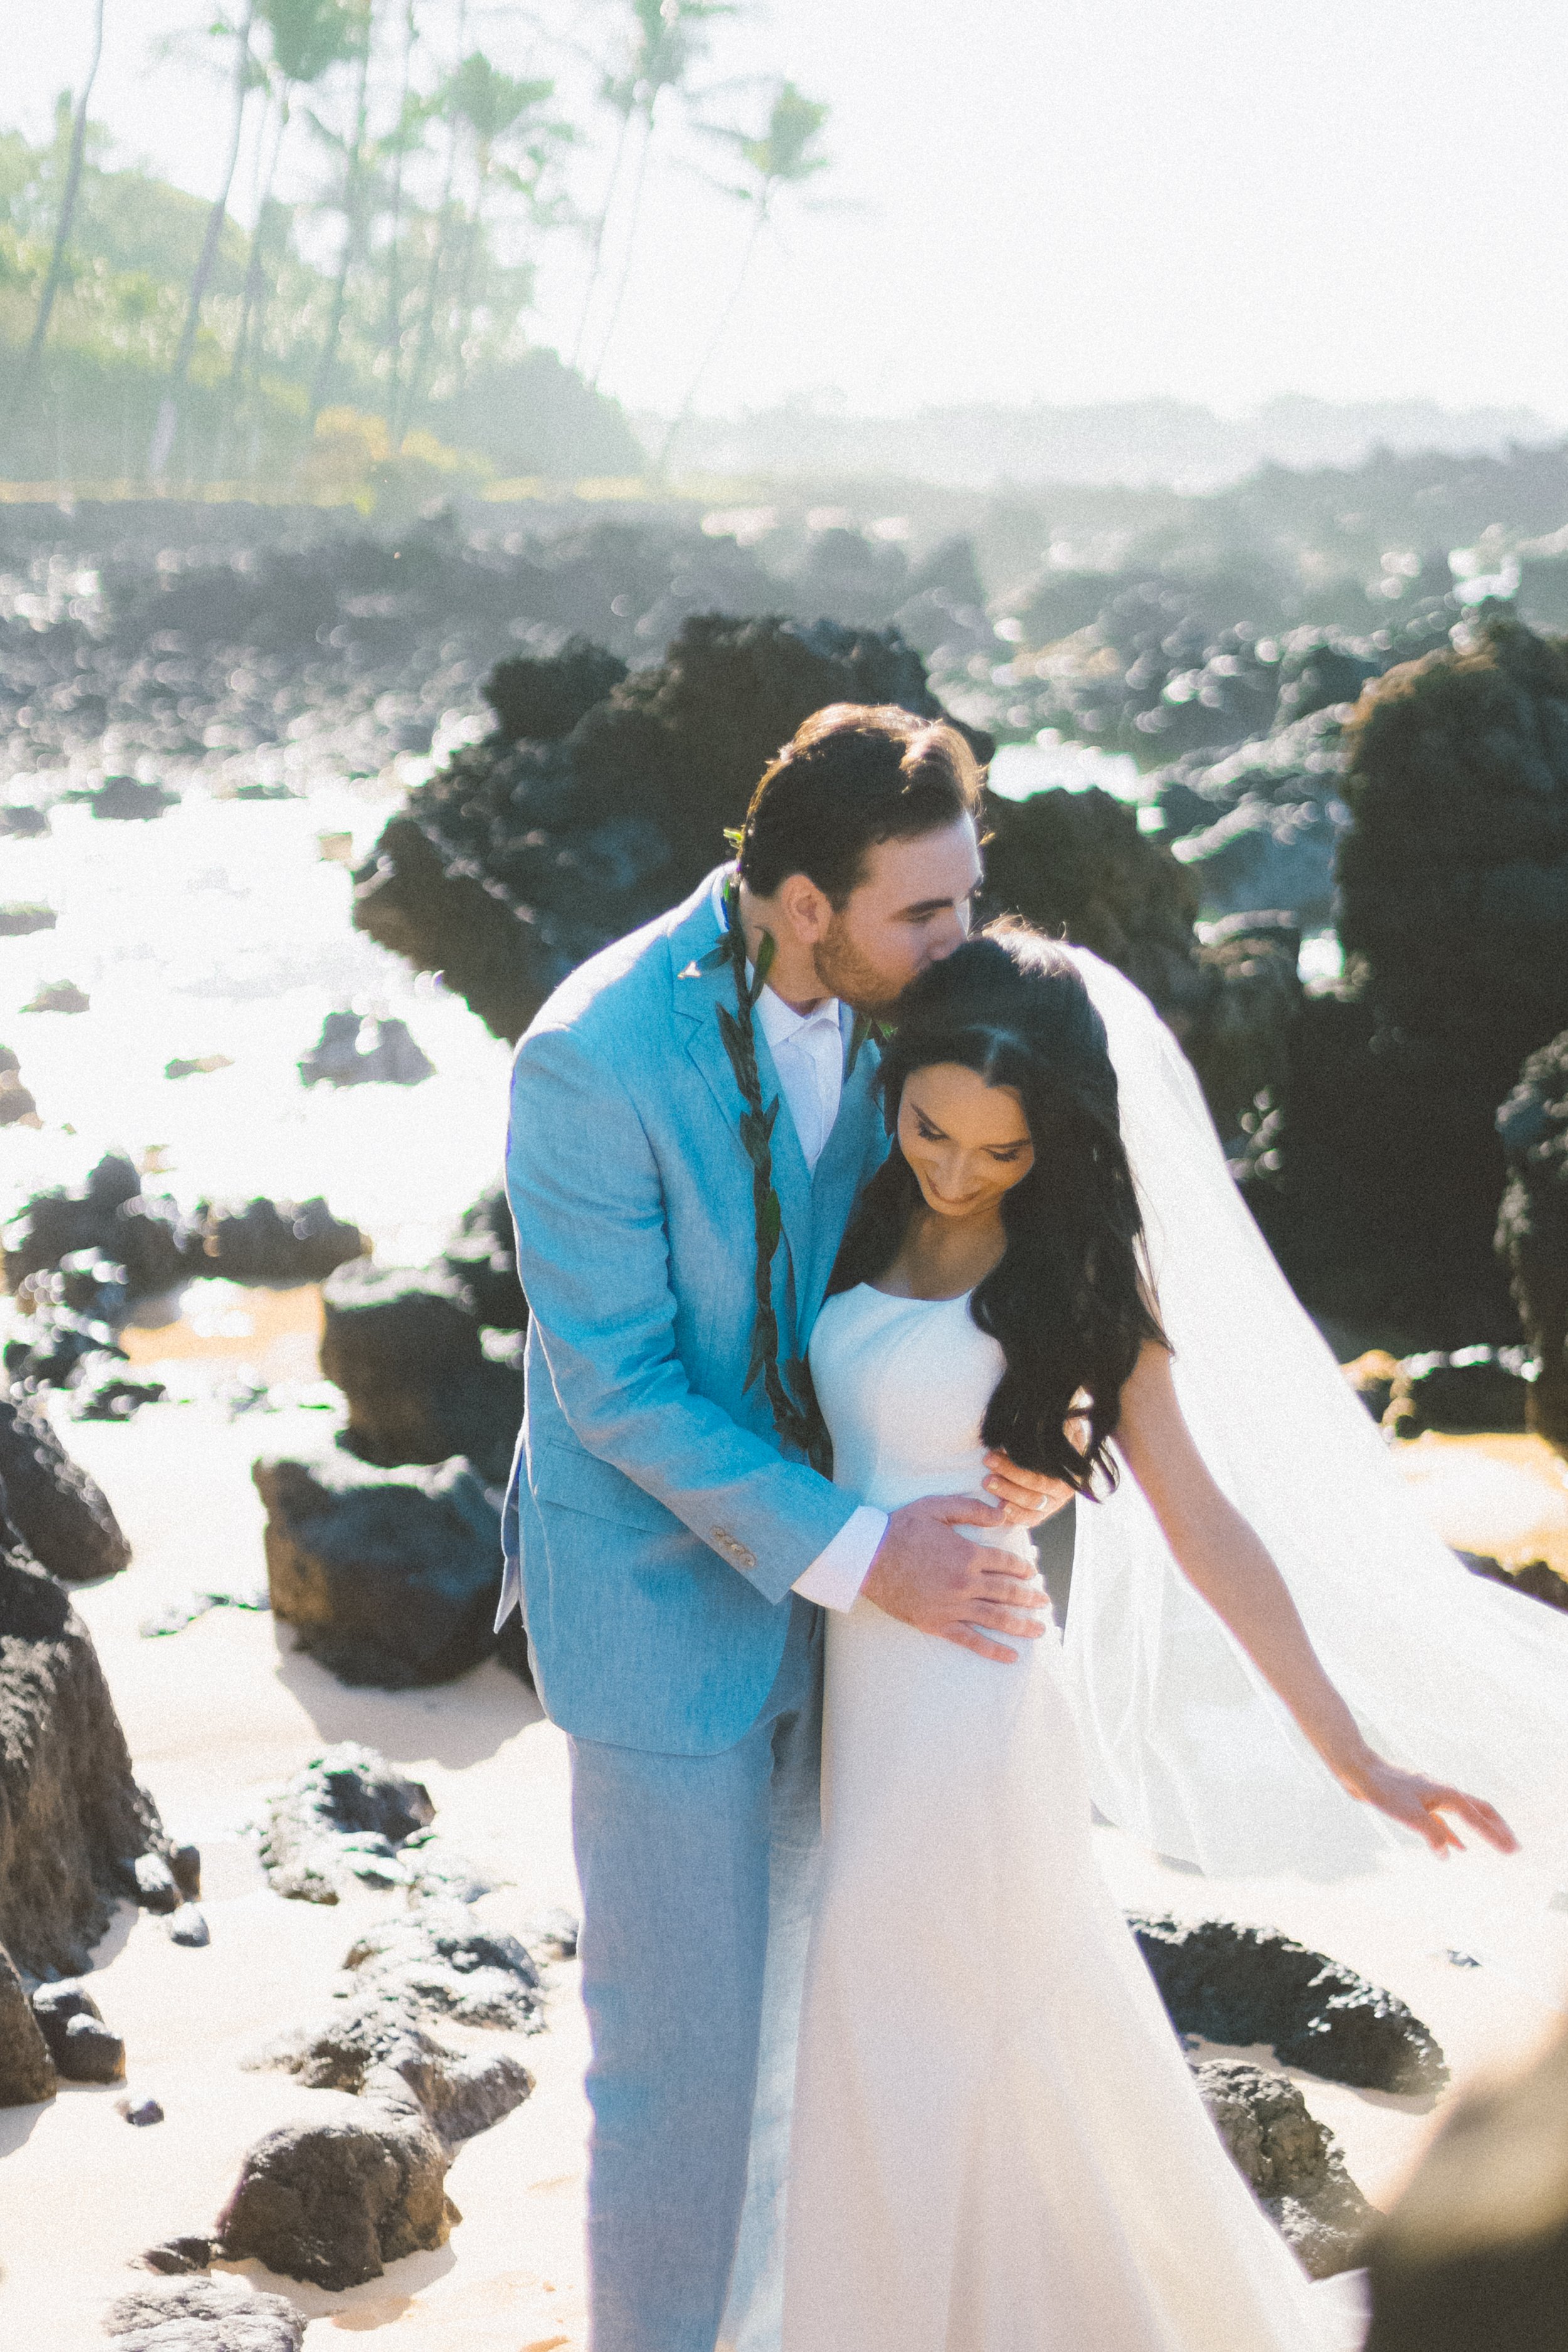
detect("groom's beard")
[812,916,909,1015]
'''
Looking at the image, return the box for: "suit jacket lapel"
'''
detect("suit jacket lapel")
[669,872,814,1334]
[804,1030,886,1328]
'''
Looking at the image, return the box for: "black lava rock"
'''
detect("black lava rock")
[1247,615,1568,1348]
[440,1186,527,1333]
[255,1742,435,1904]
[0,1939,56,2106]
[1495,1028,1568,1446]
[1384,1346,1537,1438]
[1129,1914,1448,2094]
[179,1194,366,1285]
[254,1450,506,1689]
[353,611,990,1045]
[1194,2057,1372,2279]
[33,1985,126,2082]
[319,1259,522,1479]
[0,1551,177,1976]
[0,1396,131,1582]
[216,2101,457,2290]
[74,775,178,820]
[105,2276,304,2347]
[251,2001,533,2146]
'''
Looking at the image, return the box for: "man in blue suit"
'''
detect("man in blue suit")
[501,703,1060,2351]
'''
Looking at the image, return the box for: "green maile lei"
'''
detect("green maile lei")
[703,865,885,1476]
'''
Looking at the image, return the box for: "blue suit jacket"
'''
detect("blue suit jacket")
[498,866,889,1754]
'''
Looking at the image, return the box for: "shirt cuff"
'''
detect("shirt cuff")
[792,1504,887,1611]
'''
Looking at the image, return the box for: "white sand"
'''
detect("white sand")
[2,1389,1567,2348]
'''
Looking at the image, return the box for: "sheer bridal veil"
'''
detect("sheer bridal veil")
[1066,946,1568,1886]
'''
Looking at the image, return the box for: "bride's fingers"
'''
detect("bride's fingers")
[961,1601,1047,1640]
[940,1624,1024,1664]
[1426,1786,1520,1853]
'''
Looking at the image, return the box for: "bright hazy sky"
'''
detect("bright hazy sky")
[8,0,1567,423]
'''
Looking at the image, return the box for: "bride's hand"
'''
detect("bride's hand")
[983,1449,1076,1528]
[1333,1749,1518,1857]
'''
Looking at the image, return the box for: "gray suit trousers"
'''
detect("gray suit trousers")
[568,1597,824,2352]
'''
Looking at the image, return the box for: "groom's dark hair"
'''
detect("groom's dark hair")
[736,703,983,906]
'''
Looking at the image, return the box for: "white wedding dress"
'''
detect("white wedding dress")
[780,1281,1360,2352]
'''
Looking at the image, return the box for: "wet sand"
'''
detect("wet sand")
[2,1392,1567,2348]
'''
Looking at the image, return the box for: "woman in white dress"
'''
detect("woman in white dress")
[781,926,1517,2352]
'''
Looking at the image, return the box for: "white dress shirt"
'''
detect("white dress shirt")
[752,983,887,1611]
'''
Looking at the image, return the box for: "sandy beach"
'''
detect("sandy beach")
[4,1343,1567,2349]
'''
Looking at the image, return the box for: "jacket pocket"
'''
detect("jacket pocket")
[529,1436,680,1537]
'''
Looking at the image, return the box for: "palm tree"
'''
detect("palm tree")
[393,0,465,441]
[442,51,569,395]
[659,79,829,474]
[147,0,260,481]
[583,0,736,389]
[377,2,423,416]
[225,0,360,470]
[306,0,378,427]
[16,0,108,415]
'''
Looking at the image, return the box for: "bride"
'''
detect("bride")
[780,924,1518,2352]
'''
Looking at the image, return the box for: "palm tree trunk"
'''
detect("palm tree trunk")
[216,83,283,479]
[395,0,464,440]
[381,1,420,416]
[586,97,656,389]
[149,0,257,481]
[568,100,633,374]
[659,199,766,474]
[15,0,107,415]
[307,15,375,428]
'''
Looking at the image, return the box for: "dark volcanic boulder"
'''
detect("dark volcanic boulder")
[482,634,627,741]
[103,2276,306,2349]
[319,1259,522,1477]
[1172,793,1342,927]
[179,1195,365,1285]
[0,1938,56,2104]
[32,1981,125,2081]
[0,1549,177,1975]
[342,1902,543,2030]
[1130,1914,1447,2094]
[1496,1029,1568,1446]
[1458,1550,1568,1614]
[250,2001,532,2146]
[982,785,1207,1028]
[353,612,990,1044]
[1364,2014,1568,2352]
[0,1396,130,1582]
[1193,2057,1372,2279]
[256,1743,435,1904]
[1383,1346,1537,1438]
[254,1450,506,1688]
[1246,615,1568,1347]
[76,775,178,820]
[441,1187,527,1332]
[216,2098,456,2291]
[2,1152,182,1298]
[981,792,1303,1145]
[298,1012,434,1089]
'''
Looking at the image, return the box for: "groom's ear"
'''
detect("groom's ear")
[777,871,835,945]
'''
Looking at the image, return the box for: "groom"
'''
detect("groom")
[499,702,1060,2352]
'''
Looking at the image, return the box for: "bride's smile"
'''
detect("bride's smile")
[898,1063,1036,1221]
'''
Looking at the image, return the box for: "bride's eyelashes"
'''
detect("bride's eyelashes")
[911,1109,1027,1163]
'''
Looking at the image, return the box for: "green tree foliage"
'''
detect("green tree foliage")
[660,78,829,471]
[0,0,824,491]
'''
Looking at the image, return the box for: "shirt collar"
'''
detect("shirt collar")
[751,977,844,1047]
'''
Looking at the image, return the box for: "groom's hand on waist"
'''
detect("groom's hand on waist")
[863,1496,1051,1665]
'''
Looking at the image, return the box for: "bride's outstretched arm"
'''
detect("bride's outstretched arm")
[1113,1341,1518,1859]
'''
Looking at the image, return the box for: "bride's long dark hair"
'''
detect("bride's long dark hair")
[829,925,1167,1493]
